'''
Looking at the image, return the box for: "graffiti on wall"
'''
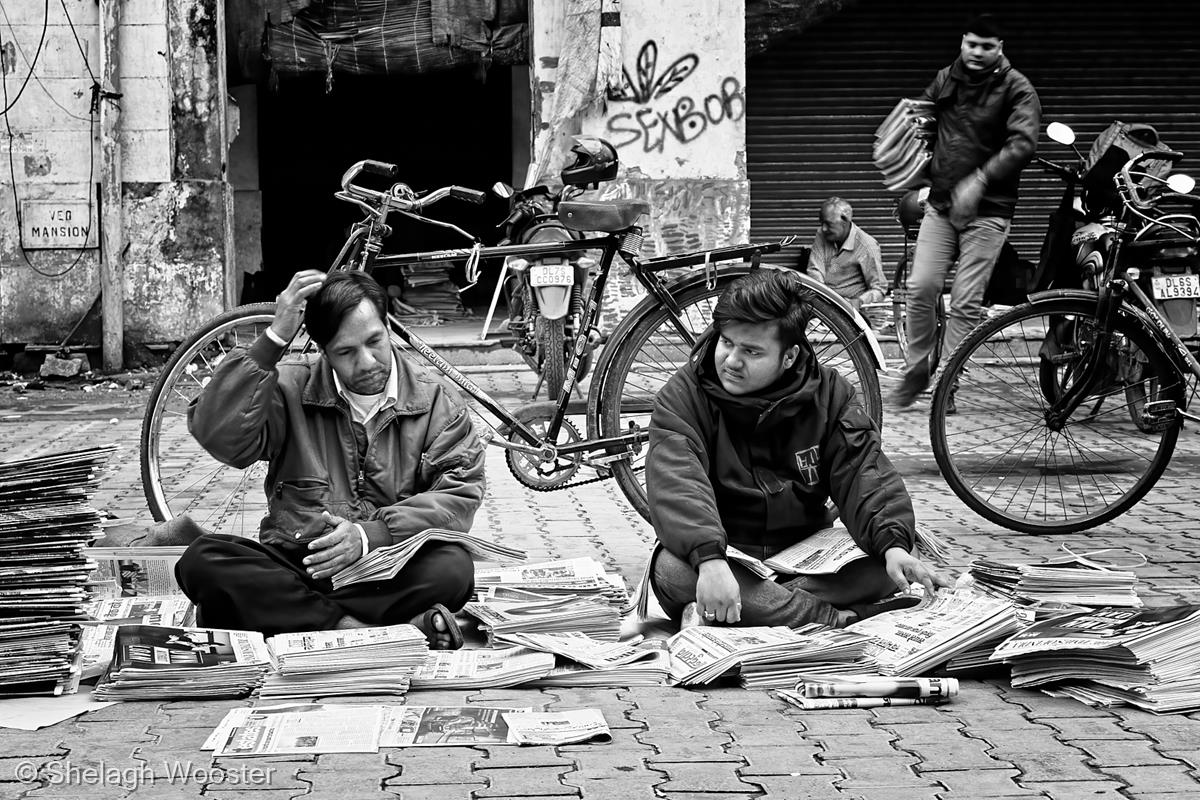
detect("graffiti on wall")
[606,40,744,153]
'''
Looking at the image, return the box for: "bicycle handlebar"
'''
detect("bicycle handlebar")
[1034,156,1077,182]
[1119,150,1186,211]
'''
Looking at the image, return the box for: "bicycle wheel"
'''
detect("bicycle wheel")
[929,298,1182,534]
[590,276,882,520]
[535,315,566,400]
[892,256,912,361]
[140,304,317,531]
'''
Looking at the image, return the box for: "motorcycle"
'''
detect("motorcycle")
[492,138,618,400]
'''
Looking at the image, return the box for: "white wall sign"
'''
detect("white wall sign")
[20,199,98,249]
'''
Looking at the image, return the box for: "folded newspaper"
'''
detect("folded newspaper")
[668,626,815,686]
[502,708,611,745]
[475,557,630,608]
[86,595,194,627]
[847,588,1020,676]
[494,631,662,671]
[874,98,936,191]
[465,596,621,643]
[969,558,1142,607]
[267,624,429,674]
[527,641,671,688]
[209,703,386,756]
[409,647,556,689]
[330,529,526,589]
[88,547,186,597]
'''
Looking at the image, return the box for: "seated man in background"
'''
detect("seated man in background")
[646,269,950,629]
[808,197,888,315]
[176,270,486,648]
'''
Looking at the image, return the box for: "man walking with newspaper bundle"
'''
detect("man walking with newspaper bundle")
[176,270,485,648]
[647,270,951,629]
[891,13,1041,408]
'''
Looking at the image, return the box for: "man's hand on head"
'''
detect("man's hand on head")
[270,269,327,342]
[303,510,363,581]
[883,547,953,597]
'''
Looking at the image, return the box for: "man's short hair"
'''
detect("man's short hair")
[964,13,1003,39]
[820,197,853,221]
[712,270,811,351]
[304,271,389,348]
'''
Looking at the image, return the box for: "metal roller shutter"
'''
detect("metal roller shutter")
[747,0,1200,277]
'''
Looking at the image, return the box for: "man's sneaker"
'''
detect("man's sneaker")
[945,390,957,415]
[888,365,930,408]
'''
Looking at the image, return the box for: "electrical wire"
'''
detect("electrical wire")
[1,0,96,278]
[0,0,48,115]
[0,0,89,121]
[58,0,97,83]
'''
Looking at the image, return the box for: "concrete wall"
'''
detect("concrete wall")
[530,0,748,321]
[0,0,228,354]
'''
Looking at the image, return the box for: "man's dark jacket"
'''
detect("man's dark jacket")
[647,331,915,569]
[922,54,1042,219]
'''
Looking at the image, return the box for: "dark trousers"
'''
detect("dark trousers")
[175,533,475,636]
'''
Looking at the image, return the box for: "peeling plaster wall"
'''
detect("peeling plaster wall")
[0,0,227,350]
[531,0,749,326]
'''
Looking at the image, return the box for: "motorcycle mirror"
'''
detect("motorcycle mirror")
[1046,122,1076,146]
[1167,174,1196,194]
[492,181,514,199]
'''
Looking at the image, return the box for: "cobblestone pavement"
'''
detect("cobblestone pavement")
[1,365,1200,800]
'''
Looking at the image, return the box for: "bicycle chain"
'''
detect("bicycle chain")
[505,462,644,492]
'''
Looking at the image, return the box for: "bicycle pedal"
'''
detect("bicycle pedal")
[1140,400,1178,432]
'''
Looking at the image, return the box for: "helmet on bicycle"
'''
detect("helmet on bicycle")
[896,189,927,235]
[561,137,618,187]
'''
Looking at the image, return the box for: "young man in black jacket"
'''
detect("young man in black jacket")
[647,270,950,628]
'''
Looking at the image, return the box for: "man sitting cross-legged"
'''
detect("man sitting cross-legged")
[176,270,485,648]
[647,269,951,629]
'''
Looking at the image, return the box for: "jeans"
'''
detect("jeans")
[650,544,897,628]
[904,206,1011,376]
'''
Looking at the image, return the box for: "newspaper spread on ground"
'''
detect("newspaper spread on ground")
[494,631,661,671]
[380,705,532,747]
[502,708,611,745]
[93,625,273,700]
[211,703,385,756]
[989,604,1200,713]
[847,588,1019,676]
[527,640,671,688]
[410,646,555,689]
[331,529,525,589]
[88,547,186,596]
[667,626,811,685]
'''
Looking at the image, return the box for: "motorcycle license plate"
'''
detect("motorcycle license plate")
[529,264,573,287]
[1151,274,1200,300]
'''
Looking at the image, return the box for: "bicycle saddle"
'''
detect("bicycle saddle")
[558,200,649,232]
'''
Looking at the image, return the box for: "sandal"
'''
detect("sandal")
[416,604,464,650]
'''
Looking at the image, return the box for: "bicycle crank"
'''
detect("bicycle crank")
[496,402,584,490]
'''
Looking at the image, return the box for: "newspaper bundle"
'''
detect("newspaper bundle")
[93,625,273,700]
[737,626,877,690]
[494,631,662,671]
[969,558,1142,607]
[527,640,671,688]
[331,529,525,590]
[780,675,960,709]
[474,557,630,608]
[874,98,936,191]
[464,595,621,643]
[0,446,116,696]
[989,604,1200,713]
[668,626,821,686]
[847,588,1020,676]
[260,624,429,700]
[409,647,555,689]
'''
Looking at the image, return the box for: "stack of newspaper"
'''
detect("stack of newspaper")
[737,625,877,690]
[847,588,1020,676]
[331,529,525,590]
[93,624,273,700]
[668,626,846,686]
[409,647,555,689]
[465,594,621,643]
[0,446,116,696]
[989,604,1200,714]
[527,639,671,688]
[874,98,937,191]
[261,624,429,700]
[474,557,630,608]
[779,675,959,710]
[970,558,1142,607]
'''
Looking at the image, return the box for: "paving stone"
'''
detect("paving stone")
[730,744,836,776]
[653,761,761,794]
[976,728,1085,758]
[156,701,248,728]
[560,748,659,782]
[384,787,476,800]
[1002,751,1105,782]
[1132,723,1200,750]
[845,789,946,800]
[739,774,840,797]
[1016,782,1132,800]
[1044,717,1148,740]
[901,737,1013,771]
[779,712,888,736]
[1074,739,1186,767]
[384,748,485,787]
[472,747,574,770]
[800,731,903,760]
[919,767,1034,796]
[469,766,577,797]
[833,756,937,790]
[0,727,69,757]
[555,776,662,800]
[871,721,969,744]
[1097,764,1200,795]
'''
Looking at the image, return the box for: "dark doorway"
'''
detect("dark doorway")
[252,67,516,311]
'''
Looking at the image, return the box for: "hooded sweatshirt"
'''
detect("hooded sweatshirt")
[646,330,915,569]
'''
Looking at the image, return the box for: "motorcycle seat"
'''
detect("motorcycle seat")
[558,200,650,232]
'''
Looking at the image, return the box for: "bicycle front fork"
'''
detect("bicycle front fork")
[1044,282,1127,432]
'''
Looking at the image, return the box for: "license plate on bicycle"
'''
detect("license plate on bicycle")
[1151,273,1200,300]
[529,264,573,287]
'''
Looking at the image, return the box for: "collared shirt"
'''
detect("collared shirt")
[263,326,397,556]
[808,224,887,301]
